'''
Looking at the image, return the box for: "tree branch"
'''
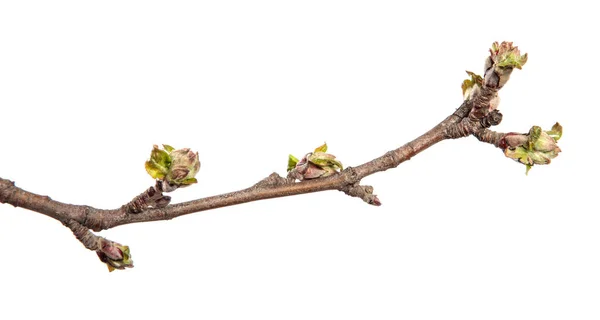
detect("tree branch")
[473,128,506,148]
[1,113,456,229]
[1,41,561,271]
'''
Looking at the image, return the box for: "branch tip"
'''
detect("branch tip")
[502,124,562,174]
[484,41,527,89]
[62,219,133,272]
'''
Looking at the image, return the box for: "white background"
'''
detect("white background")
[0,1,597,319]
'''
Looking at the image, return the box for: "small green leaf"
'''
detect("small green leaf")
[329,158,343,170]
[461,71,483,98]
[308,153,333,164]
[525,164,532,175]
[102,245,132,272]
[145,161,167,179]
[528,150,552,165]
[308,151,343,170]
[179,177,198,185]
[145,145,172,180]
[162,144,175,153]
[310,152,334,160]
[314,143,328,153]
[490,42,528,70]
[497,52,528,69]
[546,122,563,141]
[491,41,500,53]
[150,146,172,169]
[504,146,531,165]
[287,154,299,172]
[320,166,338,177]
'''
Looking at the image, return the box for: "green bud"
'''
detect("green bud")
[546,122,563,141]
[287,143,343,180]
[484,41,528,88]
[307,152,343,171]
[490,41,528,70]
[167,148,201,186]
[314,142,328,153]
[145,144,201,189]
[145,145,171,180]
[299,160,329,179]
[96,239,134,272]
[502,123,562,174]
[533,132,560,153]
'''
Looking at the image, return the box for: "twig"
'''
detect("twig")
[1,42,560,271]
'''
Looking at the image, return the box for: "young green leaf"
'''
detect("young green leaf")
[287,154,299,172]
[150,146,172,169]
[162,144,175,153]
[314,143,328,153]
[145,161,167,179]
[461,71,483,99]
[179,178,198,185]
[546,122,563,141]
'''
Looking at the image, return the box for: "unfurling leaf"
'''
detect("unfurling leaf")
[308,152,343,170]
[145,144,201,189]
[484,41,528,89]
[167,148,201,186]
[314,143,328,153]
[502,123,562,174]
[461,71,483,100]
[490,41,528,70]
[179,177,198,185]
[96,239,134,272]
[162,144,175,153]
[145,161,167,179]
[150,145,172,168]
[546,122,563,141]
[287,154,299,172]
[145,145,172,179]
[288,143,343,180]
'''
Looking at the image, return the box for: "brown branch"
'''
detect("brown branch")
[0,178,105,227]
[1,41,547,271]
[62,219,101,251]
[123,180,172,213]
[0,113,456,231]
[340,183,381,206]
[0,86,497,231]
[473,128,506,148]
